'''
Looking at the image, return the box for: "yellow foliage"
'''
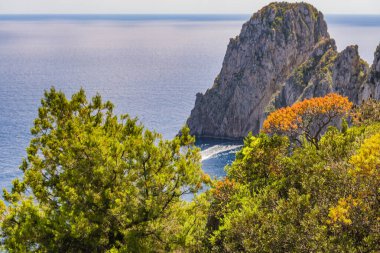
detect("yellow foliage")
[327,196,359,226]
[201,172,212,185]
[349,133,380,180]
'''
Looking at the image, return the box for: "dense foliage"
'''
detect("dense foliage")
[205,95,379,252]
[1,91,379,252]
[0,88,208,252]
[263,93,352,148]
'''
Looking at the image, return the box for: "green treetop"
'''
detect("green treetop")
[1,88,206,252]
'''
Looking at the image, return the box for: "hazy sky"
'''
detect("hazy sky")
[0,0,379,15]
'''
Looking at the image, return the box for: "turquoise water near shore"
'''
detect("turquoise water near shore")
[0,14,379,191]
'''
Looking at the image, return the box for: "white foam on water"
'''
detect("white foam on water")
[201,145,242,161]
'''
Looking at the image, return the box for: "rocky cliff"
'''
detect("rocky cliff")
[361,44,380,101]
[186,2,380,139]
[274,42,369,108]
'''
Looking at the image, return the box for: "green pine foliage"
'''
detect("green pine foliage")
[0,88,208,252]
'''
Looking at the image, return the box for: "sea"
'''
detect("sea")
[0,14,379,191]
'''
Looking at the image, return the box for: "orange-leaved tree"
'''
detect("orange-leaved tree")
[263,93,352,149]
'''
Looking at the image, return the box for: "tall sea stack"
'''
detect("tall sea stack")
[186,2,378,139]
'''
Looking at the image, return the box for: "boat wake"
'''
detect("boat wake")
[201,144,242,161]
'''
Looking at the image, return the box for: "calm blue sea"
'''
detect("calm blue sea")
[0,14,379,191]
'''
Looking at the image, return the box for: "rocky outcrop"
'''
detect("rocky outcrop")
[333,45,369,103]
[187,3,329,138]
[187,2,379,139]
[274,38,338,108]
[274,42,369,108]
[361,44,380,101]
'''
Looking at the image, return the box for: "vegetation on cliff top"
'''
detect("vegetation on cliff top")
[1,90,380,252]
[207,97,380,252]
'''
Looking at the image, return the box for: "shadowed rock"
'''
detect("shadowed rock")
[361,44,380,101]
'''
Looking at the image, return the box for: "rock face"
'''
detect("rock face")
[274,42,369,108]
[187,2,379,139]
[187,3,329,138]
[361,44,380,101]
